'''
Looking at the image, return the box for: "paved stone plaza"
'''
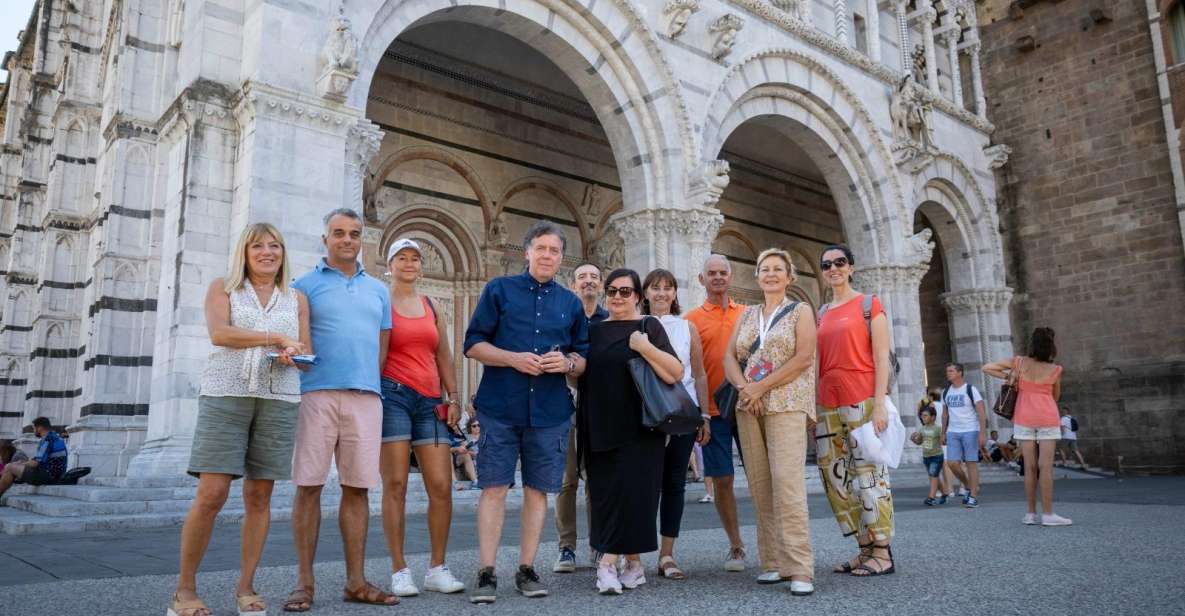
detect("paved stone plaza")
[1,474,1180,615]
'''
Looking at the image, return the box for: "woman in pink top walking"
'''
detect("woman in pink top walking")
[983,328,1072,527]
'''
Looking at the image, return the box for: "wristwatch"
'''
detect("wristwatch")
[565,357,576,373]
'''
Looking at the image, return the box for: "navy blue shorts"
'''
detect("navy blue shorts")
[475,413,570,493]
[923,454,945,478]
[381,378,448,447]
[702,416,738,477]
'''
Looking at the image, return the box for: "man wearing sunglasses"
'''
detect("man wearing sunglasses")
[685,254,749,573]
[463,221,589,603]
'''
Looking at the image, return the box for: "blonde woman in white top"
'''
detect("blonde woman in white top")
[641,268,711,581]
[170,223,310,616]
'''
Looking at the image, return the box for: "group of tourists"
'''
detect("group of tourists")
[164,207,1070,616]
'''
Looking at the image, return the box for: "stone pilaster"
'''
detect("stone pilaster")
[968,43,987,118]
[835,0,850,44]
[941,287,1014,425]
[945,30,964,107]
[922,4,940,94]
[865,0,881,62]
[894,0,912,72]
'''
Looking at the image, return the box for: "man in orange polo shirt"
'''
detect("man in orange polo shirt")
[685,254,748,572]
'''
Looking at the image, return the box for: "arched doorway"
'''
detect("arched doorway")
[915,208,952,391]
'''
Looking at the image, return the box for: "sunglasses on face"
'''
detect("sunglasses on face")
[605,286,636,298]
[820,257,849,271]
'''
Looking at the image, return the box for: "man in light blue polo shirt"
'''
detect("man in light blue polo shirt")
[285,208,397,609]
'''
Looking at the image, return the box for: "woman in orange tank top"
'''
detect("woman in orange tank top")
[984,327,1072,527]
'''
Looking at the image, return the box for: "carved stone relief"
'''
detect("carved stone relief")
[709,14,745,60]
[663,0,700,38]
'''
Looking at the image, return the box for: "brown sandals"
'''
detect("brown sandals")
[343,582,399,606]
[282,586,314,613]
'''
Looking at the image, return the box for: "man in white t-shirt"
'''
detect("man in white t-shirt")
[940,363,986,508]
[1058,414,1087,468]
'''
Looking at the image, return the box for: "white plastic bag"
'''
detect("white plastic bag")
[852,397,906,469]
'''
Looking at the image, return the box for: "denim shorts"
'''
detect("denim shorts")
[946,431,980,462]
[381,378,449,446]
[702,416,738,477]
[475,413,570,493]
[922,454,945,478]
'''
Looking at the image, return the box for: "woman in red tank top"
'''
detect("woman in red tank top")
[378,238,466,595]
[984,328,1072,527]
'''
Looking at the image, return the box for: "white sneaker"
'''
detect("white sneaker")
[1022,513,1039,525]
[1042,513,1073,526]
[699,494,714,503]
[424,564,465,594]
[596,563,623,595]
[756,570,785,584]
[390,568,419,597]
[619,562,646,589]
[723,547,746,572]
[956,487,968,498]
[789,580,814,596]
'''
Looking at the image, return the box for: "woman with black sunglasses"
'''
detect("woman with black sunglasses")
[813,244,897,578]
[578,268,684,595]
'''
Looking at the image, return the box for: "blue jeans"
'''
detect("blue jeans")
[380,378,448,446]
[923,454,945,478]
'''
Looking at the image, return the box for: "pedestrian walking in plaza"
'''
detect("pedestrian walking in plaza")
[170,223,309,616]
[0,417,68,498]
[579,268,684,595]
[685,254,749,572]
[462,221,589,604]
[641,268,711,581]
[983,328,1072,527]
[913,404,946,505]
[451,419,480,488]
[285,209,397,611]
[940,363,987,508]
[722,249,817,596]
[814,244,897,577]
[1057,412,1087,469]
[554,261,609,574]
[377,238,466,597]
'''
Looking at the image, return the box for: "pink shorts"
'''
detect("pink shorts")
[293,390,382,488]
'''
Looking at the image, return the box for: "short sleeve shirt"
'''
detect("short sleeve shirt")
[817,294,884,407]
[292,259,392,395]
[35,431,68,479]
[685,298,746,416]
[463,271,590,428]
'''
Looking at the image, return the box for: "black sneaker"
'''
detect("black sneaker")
[923,497,938,506]
[515,565,548,598]
[470,567,497,604]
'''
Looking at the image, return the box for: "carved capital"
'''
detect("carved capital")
[608,209,654,246]
[857,262,930,293]
[940,288,1014,314]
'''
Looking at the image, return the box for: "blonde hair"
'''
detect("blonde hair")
[223,223,291,293]
[754,248,796,281]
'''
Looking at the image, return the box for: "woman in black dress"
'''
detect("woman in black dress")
[580,268,685,596]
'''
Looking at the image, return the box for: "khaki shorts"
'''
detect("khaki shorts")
[188,396,299,480]
[292,390,382,489]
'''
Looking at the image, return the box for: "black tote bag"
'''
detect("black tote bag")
[628,317,703,436]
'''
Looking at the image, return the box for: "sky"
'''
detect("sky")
[1,0,38,83]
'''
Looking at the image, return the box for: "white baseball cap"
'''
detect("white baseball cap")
[386,238,422,263]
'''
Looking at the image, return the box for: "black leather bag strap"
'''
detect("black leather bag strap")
[747,302,798,357]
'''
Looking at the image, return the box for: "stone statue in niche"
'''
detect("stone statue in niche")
[889,74,936,166]
[317,14,360,101]
[770,0,810,23]
[709,14,744,60]
[581,184,603,221]
[487,212,509,246]
[663,0,700,38]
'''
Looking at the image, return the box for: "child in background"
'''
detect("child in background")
[913,405,946,506]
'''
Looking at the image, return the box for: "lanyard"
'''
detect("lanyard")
[756,300,787,351]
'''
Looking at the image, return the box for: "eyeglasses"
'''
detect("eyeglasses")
[819,257,849,271]
[605,286,635,298]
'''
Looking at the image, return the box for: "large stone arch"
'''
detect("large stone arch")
[699,49,907,263]
[366,144,495,228]
[912,153,1006,288]
[352,0,693,214]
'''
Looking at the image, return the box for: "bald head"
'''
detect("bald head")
[699,253,733,300]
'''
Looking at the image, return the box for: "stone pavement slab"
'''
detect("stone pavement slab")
[0,477,1179,615]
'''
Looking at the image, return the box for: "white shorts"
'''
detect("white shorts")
[1013,424,1061,441]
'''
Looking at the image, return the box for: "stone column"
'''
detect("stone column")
[945,30,964,107]
[893,0,911,73]
[866,0,881,63]
[345,119,384,218]
[942,288,1014,423]
[835,0,850,44]
[968,42,987,118]
[922,4,940,94]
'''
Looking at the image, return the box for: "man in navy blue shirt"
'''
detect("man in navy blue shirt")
[464,221,588,603]
[0,417,67,500]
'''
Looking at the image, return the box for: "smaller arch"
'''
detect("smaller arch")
[379,205,484,279]
[714,226,759,261]
[111,261,140,283]
[366,145,494,228]
[496,177,589,250]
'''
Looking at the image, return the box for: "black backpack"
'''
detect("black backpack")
[1069,416,1079,432]
[942,383,981,408]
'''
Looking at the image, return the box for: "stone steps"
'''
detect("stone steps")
[0,463,1077,535]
